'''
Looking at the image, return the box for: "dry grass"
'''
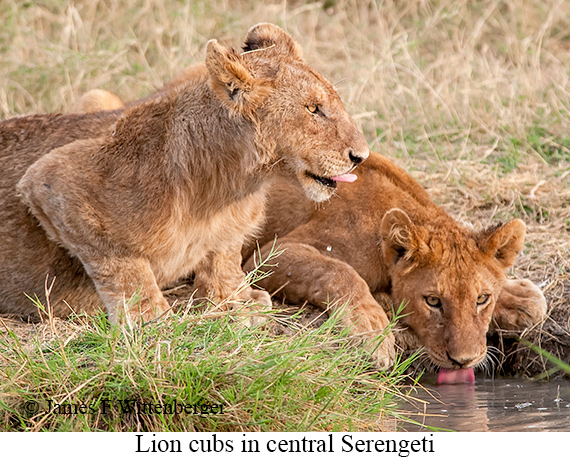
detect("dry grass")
[1,0,569,376]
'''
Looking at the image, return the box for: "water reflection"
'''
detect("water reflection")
[400,376,570,431]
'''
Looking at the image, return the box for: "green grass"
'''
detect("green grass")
[0,305,417,432]
[519,338,570,380]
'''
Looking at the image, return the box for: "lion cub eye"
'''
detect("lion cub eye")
[476,294,490,306]
[424,296,441,308]
[306,104,319,114]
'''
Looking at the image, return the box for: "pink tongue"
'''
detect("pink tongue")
[331,173,358,183]
[437,368,475,385]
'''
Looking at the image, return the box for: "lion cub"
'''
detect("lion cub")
[0,23,368,324]
[244,152,547,372]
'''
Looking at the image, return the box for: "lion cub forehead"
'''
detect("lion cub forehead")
[420,233,503,279]
[428,252,504,299]
[425,230,480,262]
[281,61,337,95]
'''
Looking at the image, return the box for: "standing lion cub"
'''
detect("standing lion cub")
[0,23,368,323]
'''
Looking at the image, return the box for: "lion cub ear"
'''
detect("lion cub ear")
[380,208,428,265]
[477,219,526,269]
[242,22,303,61]
[206,39,273,116]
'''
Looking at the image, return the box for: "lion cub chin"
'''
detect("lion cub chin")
[0,23,368,325]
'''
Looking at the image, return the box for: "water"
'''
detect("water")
[400,376,570,431]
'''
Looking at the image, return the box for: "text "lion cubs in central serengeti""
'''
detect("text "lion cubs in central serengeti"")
[0,23,368,324]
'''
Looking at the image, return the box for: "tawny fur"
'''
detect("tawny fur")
[0,23,369,324]
[69,89,125,113]
[242,152,548,369]
[70,84,547,370]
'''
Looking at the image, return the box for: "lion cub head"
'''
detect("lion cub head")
[205,23,369,202]
[381,208,525,370]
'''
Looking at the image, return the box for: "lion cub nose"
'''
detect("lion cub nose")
[447,352,477,368]
[347,147,369,165]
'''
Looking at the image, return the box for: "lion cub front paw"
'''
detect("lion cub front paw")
[234,288,272,327]
[493,279,548,330]
[348,297,396,370]
[367,332,396,370]
[114,295,172,325]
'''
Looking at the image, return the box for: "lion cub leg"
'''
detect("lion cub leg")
[491,279,547,331]
[84,256,171,324]
[18,148,171,324]
[244,241,396,369]
[194,243,272,327]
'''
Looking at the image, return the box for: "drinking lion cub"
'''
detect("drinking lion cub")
[0,23,368,323]
[244,152,548,376]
